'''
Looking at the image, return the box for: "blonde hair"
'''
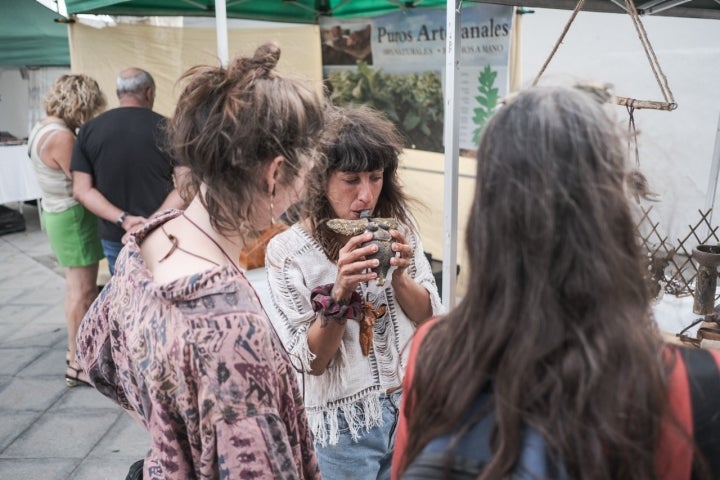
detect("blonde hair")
[43,74,106,132]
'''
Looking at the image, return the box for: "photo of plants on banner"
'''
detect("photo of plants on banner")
[320,5,513,153]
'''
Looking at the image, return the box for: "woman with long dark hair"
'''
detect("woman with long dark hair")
[266,105,443,480]
[392,85,720,480]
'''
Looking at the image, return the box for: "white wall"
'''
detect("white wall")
[407,10,720,299]
[0,68,29,139]
[0,67,71,140]
[519,8,720,241]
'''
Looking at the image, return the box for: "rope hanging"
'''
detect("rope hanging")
[532,0,678,111]
[626,104,659,203]
[619,0,677,110]
[531,0,587,87]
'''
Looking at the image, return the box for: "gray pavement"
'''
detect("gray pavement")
[0,203,148,480]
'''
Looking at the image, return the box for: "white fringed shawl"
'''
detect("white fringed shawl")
[264,223,444,446]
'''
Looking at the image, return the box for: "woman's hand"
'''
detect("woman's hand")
[120,216,148,244]
[306,231,378,375]
[389,229,413,278]
[333,231,379,301]
[389,229,433,325]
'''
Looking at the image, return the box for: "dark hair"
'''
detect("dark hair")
[400,86,669,479]
[167,43,325,236]
[302,105,412,259]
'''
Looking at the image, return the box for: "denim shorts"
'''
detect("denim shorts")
[101,239,123,276]
[315,390,402,480]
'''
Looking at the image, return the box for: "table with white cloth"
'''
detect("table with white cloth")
[0,143,43,224]
[653,294,698,342]
[246,263,711,349]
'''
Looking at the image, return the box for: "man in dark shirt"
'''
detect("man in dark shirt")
[71,68,187,275]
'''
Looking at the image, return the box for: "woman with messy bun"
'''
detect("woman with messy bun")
[77,43,325,480]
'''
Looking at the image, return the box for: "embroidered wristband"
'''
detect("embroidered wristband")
[310,284,362,326]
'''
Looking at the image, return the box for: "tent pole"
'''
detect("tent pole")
[442,0,461,309]
[215,0,229,67]
[704,112,720,230]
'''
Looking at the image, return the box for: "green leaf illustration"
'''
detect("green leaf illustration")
[472,65,499,145]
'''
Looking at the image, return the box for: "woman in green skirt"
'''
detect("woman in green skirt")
[27,74,106,387]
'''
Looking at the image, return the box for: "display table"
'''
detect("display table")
[245,264,708,349]
[653,293,700,344]
[0,143,43,224]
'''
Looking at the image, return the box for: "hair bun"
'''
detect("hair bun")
[252,42,280,72]
[228,42,280,81]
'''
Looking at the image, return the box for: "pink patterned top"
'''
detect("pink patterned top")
[77,210,320,480]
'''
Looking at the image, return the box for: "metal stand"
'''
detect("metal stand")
[692,244,720,315]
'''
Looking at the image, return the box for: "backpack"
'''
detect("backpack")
[401,392,565,480]
[402,346,720,480]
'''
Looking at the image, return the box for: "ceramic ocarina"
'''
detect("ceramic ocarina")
[326,210,398,286]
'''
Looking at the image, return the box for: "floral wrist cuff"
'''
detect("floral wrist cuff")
[310,284,362,326]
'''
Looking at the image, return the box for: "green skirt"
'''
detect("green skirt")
[43,203,104,268]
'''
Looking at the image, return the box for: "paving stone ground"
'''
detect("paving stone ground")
[0,203,148,480]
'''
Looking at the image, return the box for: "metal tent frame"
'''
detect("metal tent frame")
[59,0,720,308]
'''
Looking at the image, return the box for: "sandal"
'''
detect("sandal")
[66,364,91,388]
[126,459,144,480]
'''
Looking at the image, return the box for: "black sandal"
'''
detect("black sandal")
[66,364,91,388]
[125,459,144,480]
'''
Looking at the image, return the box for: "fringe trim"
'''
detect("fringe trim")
[288,324,317,373]
[308,390,384,447]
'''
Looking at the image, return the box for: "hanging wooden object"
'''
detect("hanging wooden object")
[616,97,676,111]
[625,101,660,203]
[532,0,677,111]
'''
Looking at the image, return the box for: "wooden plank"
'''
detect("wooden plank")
[615,96,678,111]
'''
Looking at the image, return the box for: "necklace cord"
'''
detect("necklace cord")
[180,212,242,275]
[157,212,306,388]
[159,225,222,267]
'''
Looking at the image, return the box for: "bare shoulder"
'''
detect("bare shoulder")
[140,216,225,284]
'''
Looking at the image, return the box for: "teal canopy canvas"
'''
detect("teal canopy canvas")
[65,0,448,23]
[64,0,720,21]
[0,0,70,66]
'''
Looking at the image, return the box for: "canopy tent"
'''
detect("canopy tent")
[61,0,720,307]
[65,0,447,22]
[65,0,720,21]
[490,0,720,19]
[1,0,70,66]
[62,0,474,306]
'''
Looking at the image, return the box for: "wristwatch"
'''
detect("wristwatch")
[116,211,128,227]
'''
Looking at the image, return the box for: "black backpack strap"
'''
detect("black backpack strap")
[677,347,720,479]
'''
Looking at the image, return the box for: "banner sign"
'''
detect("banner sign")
[320,4,513,152]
